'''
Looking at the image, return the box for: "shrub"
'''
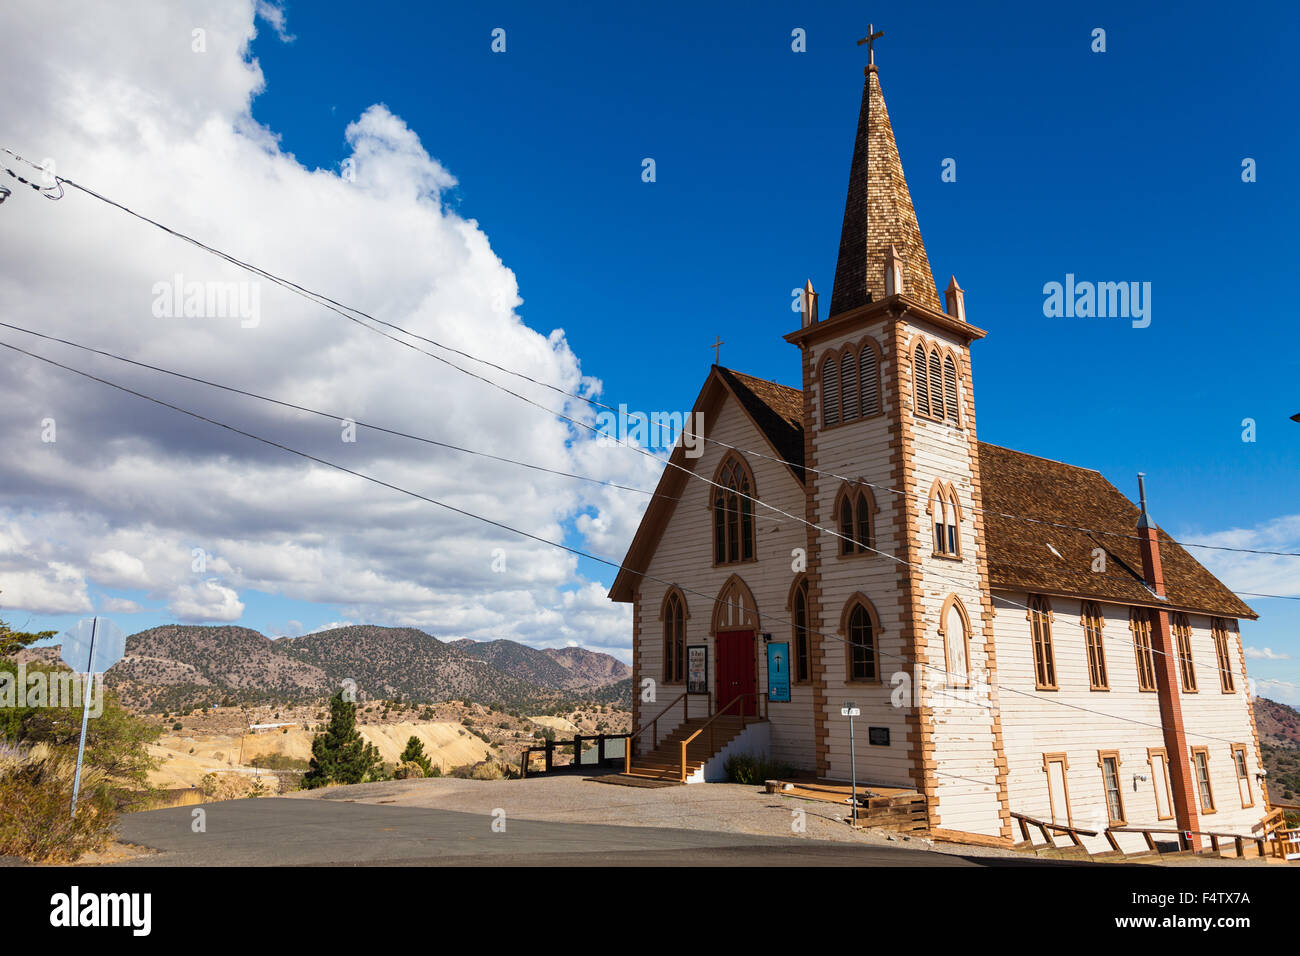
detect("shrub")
[172,722,183,731]
[393,760,425,780]
[723,753,796,786]
[0,743,117,863]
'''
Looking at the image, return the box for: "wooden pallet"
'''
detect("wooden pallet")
[770,779,929,832]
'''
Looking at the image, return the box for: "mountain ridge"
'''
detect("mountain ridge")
[15,624,629,713]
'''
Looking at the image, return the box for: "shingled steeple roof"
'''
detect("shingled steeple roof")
[828,65,941,316]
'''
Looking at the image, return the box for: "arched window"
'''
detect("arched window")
[790,576,810,684]
[661,589,687,683]
[1028,594,1057,690]
[1129,607,1158,692]
[927,480,961,557]
[1212,618,1236,693]
[912,338,964,425]
[1172,612,1196,692]
[928,349,943,415]
[836,483,875,556]
[859,340,880,417]
[821,355,840,427]
[939,594,971,688]
[712,455,755,565]
[942,354,960,423]
[913,343,930,417]
[839,350,858,425]
[820,337,882,427]
[842,595,880,682]
[1082,601,1108,690]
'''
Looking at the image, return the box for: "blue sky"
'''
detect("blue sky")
[3,1,1297,692]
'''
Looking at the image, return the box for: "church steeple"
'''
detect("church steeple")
[828,64,940,316]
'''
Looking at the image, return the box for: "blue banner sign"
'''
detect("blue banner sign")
[767,641,791,703]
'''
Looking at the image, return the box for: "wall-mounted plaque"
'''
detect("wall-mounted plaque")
[868,726,890,747]
[686,644,708,695]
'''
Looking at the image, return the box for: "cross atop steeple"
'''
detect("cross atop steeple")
[856,23,884,67]
[712,336,724,365]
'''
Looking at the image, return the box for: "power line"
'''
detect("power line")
[18,315,1284,643]
[0,320,666,500]
[0,337,1262,750]
[7,148,1294,560]
[6,314,1260,688]
[2,157,1281,660]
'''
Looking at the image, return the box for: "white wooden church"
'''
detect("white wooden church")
[608,51,1270,852]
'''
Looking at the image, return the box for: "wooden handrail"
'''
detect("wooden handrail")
[678,694,749,782]
[1009,811,1097,848]
[1107,823,1272,857]
[624,692,689,773]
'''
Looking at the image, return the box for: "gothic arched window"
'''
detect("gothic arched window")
[790,576,810,684]
[821,355,840,427]
[912,338,963,426]
[821,337,882,427]
[928,479,961,557]
[913,343,931,417]
[836,483,876,556]
[712,454,756,565]
[662,589,687,683]
[842,595,881,682]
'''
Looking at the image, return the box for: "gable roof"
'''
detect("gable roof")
[609,369,1255,621]
[606,366,806,603]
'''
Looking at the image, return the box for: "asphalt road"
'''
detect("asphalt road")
[113,798,1069,867]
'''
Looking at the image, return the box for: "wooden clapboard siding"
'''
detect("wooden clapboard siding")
[1177,615,1265,831]
[993,593,1248,854]
[635,394,816,769]
[901,320,1004,836]
[807,315,915,788]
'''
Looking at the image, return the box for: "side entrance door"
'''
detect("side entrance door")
[715,629,757,717]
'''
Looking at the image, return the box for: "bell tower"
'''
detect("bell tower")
[784,43,1010,838]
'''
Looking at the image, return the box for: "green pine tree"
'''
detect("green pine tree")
[303,693,382,789]
[399,735,432,776]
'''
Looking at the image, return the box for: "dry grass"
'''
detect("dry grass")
[0,742,117,863]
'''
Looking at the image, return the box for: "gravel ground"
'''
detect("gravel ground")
[285,772,1027,860]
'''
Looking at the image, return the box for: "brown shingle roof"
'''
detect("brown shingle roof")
[829,67,941,315]
[977,443,1255,619]
[714,366,804,481]
[707,372,1254,620]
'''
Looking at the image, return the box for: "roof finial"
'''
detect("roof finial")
[856,23,884,69]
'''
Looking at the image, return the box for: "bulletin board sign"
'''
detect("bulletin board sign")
[686,644,708,695]
[767,641,791,703]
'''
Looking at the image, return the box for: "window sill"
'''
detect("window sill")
[837,548,875,559]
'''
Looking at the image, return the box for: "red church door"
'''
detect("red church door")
[715,629,757,717]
